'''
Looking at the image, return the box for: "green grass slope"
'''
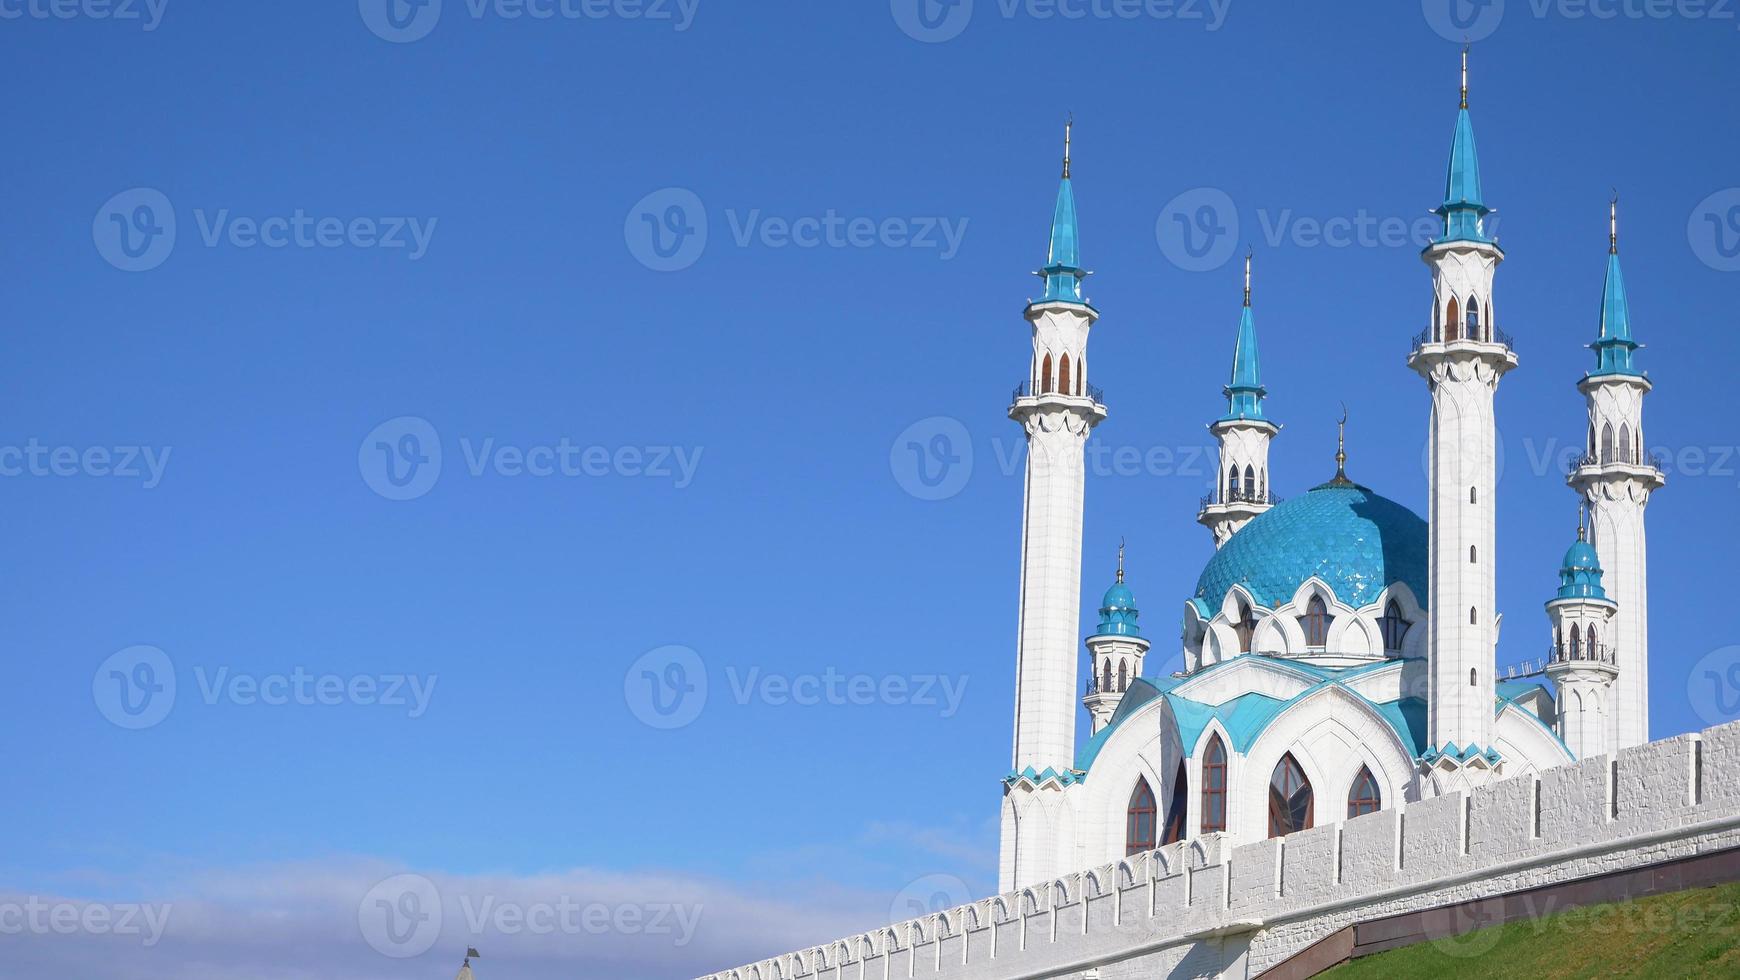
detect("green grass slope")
[1322,880,1740,980]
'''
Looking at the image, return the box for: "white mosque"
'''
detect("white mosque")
[998,53,1664,893]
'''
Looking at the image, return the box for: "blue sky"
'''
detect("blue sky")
[3,1,1739,977]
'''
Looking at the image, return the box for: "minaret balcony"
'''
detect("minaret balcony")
[1549,642,1617,667]
[1198,489,1280,512]
[1409,324,1516,356]
[1567,452,1668,489]
[1009,380,1107,419]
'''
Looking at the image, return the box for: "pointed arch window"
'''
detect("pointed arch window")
[1601,423,1615,464]
[1058,353,1071,397]
[1445,297,1461,342]
[1040,354,1053,395]
[1227,468,1239,503]
[1201,735,1228,834]
[1126,778,1157,855]
[1160,763,1188,845]
[1103,660,1113,693]
[1378,600,1410,652]
[1233,602,1257,654]
[1075,360,1084,397]
[1587,624,1600,662]
[1570,626,1583,660]
[1118,660,1128,692]
[1243,465,1256,499]
[1300,595,1332,648]
[1619,424,1632,464]
[1466,296,1482,341]
[1347,766,1382,818]
[1268,753,1314,838]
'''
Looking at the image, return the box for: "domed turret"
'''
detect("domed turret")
[1083,542,1150,735]
[1545,508,1619,761]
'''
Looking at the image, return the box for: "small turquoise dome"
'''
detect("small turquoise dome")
[1194,482,1428,611]
[1097,578,1141,637]
[1557,535,1608,600]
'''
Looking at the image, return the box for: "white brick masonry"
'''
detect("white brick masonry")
[700,720,1740,980]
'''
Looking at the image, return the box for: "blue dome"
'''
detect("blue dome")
[1557,537,1608,600]
[1096,581,1141,637]
[1194,483,1428,611]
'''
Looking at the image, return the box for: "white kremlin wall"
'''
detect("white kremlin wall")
[700,718,1740,980]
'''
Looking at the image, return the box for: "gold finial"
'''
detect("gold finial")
[1578,504,1588,542]
[1461,45,1469,109]
[1116,537,1126,584]
[1610,191,1619,254]
[1243,248,1252,307]
[1062,114,1073,179]
[1327,403,1354,486]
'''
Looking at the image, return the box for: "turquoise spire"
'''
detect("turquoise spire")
[1592,197,1641,376]
[1094,541,1141,637]
[1221,250,1266,422]
[1556,508,1609,601]
[1433,49,1496,245]
[1037,118,1089,305]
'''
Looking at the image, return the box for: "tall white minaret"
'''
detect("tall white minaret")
[1001,121,1106,892]
[1567,197,1663,751]
[1198,252,1279,548]
[1410,51,1516,794]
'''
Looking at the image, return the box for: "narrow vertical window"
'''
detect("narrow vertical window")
[1378,600,1410,652]
[1118,660,1128,693]
[1471,546,1478,563]
[1126,778,1157,855]
[1201,735,1228,834]
[1268,753,1314,838]
[1243,465,1256,498]
[1466,296,1481,340]
[1602,423,1615,464]
[1619,424,1632,464]
[1347,766,1382,818]
[1588,624,1600,661]
[1470,607,1478,625]
[1570,627,1582,660]
[1058,353,1070,397]
[1227,468,1239,503]
[1103,660,1113,693]
[1470,486,1477,504]
[1300,595,1331,647]
[1234,602,1257,654]
[1040,354,1053,395]
[1075,360,1084,397]
[1446,297,1461,342]
[1470,667,1479,686]
[1161,763,1188,845]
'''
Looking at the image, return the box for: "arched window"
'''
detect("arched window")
[1126,778,1157,855]
[1446,297,1461,342]
[1470,667,1478,687]
[1470,607,1479,625]
[1234,602,1257,653]
[1243,465,1256,498]
[1301,595,1331,647]
[1466,296,1481,341]
[1201,735,1228,834]
[1118,660,1128,693]
[1161,763,1188,845]
[1590,423,1598,456]
[1347,766,1382,818]
[1268,753,1314,838]
[1103,660,1113,693]
[1227,468,1239,503]
[1040,354,1053,395]
[1570,626,1582,660]
[1587,623,1600,661]
[1619,424,1632,464]
[1471,486,1477,504]
[1075,360,1084,396]
[1601,423,1615,464]
[1378,600,1409,652]
[1058,353,1071,397]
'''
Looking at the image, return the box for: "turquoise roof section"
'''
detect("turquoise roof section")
[1555,533,1610,601]
[1037,176,1089,304]
[1074,677,1163,772]
[1433,108,1495,245]
[1193,483,1429,610]
[1221,305,1267,422]
[1592,248,1642,375]
[1095,578,1142,637]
